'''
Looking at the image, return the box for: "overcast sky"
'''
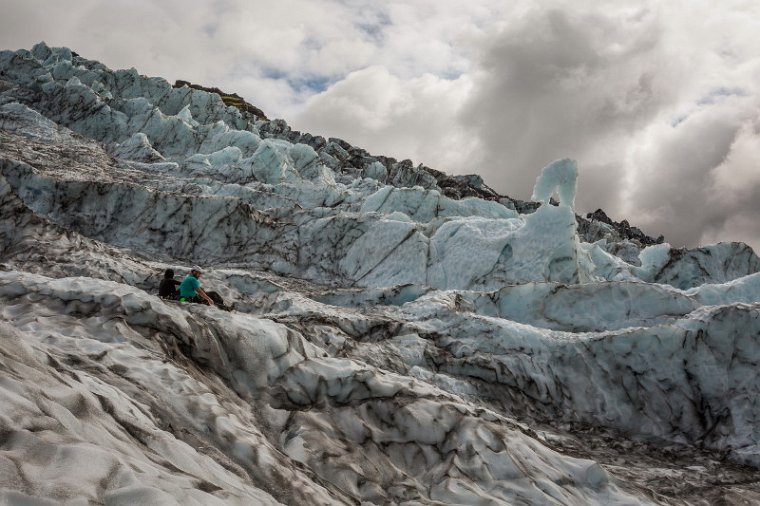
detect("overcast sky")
[2,0,760,251]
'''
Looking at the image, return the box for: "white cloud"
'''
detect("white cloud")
[711,119,760,200]
[626,96,754,242]
[292,66,477,170]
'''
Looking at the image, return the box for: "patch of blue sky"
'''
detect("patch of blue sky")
[357,11,391,42]
[671,87,748,127]
[697,86,747,105]
[262,68,288,81]
[202,22,218,38]
[440,69,466,80]
[261,67,336,94]
[289,75,334,94]
[357,22,385,42]
[301,36,324,52]
[670,114,688,128]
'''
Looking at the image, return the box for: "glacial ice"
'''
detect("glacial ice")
[531,158,578,208]
[1,42,760,505]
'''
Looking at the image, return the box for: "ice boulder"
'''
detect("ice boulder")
[111,132,165,162]
[199,121,261,156]
[289,143,336,185]
[363,161,388,182]
[248,139,297,184]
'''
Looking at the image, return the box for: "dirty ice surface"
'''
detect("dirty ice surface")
[2,43,760,505]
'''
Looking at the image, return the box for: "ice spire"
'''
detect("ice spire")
[531,158,578,209]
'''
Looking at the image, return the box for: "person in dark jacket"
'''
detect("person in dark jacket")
[158,269,180,300]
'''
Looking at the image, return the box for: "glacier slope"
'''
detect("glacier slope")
[1,42,760,505]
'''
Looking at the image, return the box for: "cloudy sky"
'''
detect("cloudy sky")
[2,0,760,250]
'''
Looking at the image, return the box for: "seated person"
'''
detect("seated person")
[158,269,180,300]
[179,266,215,306]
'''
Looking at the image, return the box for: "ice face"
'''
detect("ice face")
[2,43,760,505]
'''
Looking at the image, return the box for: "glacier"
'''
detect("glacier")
[1,42,760,505]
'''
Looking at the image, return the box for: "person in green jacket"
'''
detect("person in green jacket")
[179,266,215,306]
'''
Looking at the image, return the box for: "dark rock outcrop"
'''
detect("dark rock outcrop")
[173,79,268,120]
[578,208,663,246]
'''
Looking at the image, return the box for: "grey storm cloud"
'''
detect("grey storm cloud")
[627,94,760,248]
[458,6,671,212]
[1,0,759,251]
